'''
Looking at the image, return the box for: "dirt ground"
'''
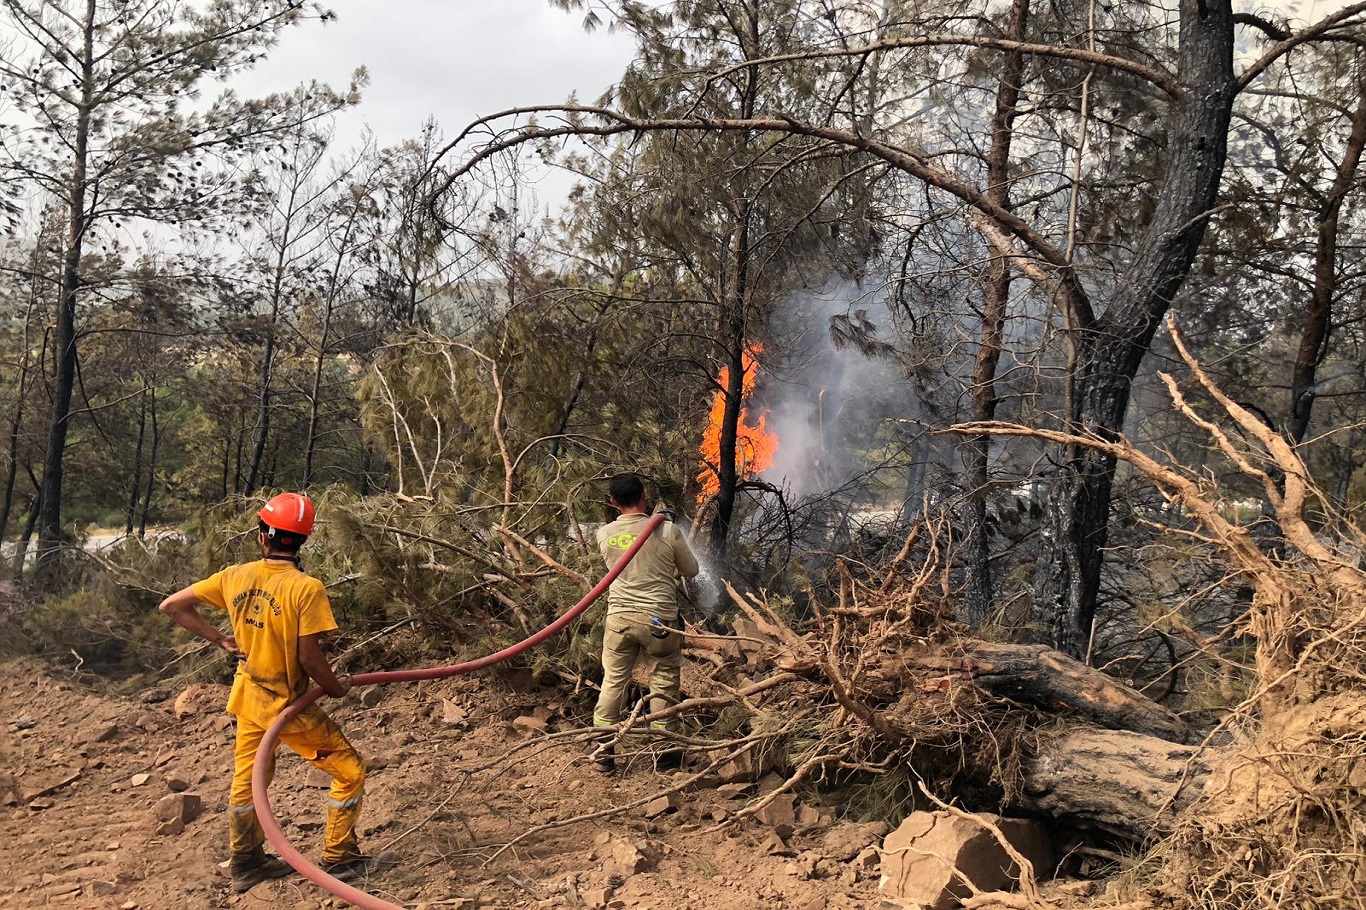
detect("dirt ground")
[0,659,887,910]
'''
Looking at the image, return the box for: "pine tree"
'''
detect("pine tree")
[0,0,359,583]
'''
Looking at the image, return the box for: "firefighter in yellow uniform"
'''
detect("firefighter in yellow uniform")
[160,493,383,892]
[591,473,699,772]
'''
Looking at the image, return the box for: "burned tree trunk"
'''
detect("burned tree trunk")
[961,0,1030,630]
[870,642,1191,743]
[1031,0,1237,658]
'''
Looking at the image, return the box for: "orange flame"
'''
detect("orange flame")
[696,344,779,505]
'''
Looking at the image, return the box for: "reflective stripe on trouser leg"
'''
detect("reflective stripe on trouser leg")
[228,718,274,857]
[593,621,641,727]
[276,713,366,865]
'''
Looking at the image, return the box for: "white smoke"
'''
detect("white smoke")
[759,278,925,503]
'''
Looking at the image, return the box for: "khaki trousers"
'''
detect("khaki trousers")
[228,712,366,864]
[593,615,681,730]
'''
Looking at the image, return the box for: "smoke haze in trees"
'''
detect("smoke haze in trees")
[761,280,928,506]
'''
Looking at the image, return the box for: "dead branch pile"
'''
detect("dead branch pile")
[709,520,1044,809]
[588,510,1194,843]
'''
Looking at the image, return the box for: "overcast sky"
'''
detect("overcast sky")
[238,0,1355,147]
[237,1,638,149]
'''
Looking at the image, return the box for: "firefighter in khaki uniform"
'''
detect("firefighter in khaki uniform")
[591,473,699,773]
[159,493,385,892]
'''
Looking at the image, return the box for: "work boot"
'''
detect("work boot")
[321,851,401,882]
[654,747,683,772]
[229,851,294,892]
[586,739,616,774]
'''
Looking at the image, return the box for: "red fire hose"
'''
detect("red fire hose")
[251,513,666,909]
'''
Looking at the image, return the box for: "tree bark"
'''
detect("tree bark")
[0,352,31,550]
[243,195,296,494]
[13,487,39,583]
[962,0,1030,629]
[1,260,41,548]
[124,388,148,535]
[549,295,615,460]
[958,642,1191,742]
[710,217,751,560]
[1020,728,1207,838]
[303,195,364,487]
[878,641,1192,743]
[34,0,97,585]
[137,386,159,538]
[1032,0,1236,658]
[1287,69,1366,444]
[708,3,762,562]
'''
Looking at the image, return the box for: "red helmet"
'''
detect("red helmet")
[258,492,315,537]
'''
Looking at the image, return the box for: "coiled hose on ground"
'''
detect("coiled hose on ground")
[252,513,666,909]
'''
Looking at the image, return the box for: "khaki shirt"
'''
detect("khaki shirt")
[597,513,699,622]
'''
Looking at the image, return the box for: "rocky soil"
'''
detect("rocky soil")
[0,659,891,910]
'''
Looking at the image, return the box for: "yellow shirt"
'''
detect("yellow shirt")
[192,559,338,730]
[597,514,699,622]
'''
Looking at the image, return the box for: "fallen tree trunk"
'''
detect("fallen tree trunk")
[723,576,1208,843]
[957,643,1193,743]
[1020,728,1207,839]
[868,642,1192,743]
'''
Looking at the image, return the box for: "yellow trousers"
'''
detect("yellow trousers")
[229,712,365,864]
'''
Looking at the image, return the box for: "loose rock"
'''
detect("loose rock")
[853,845,880,870]
[0,772,21,806]
[91,723,120,743]
[755,793,797,829]
[761,832,794,856]
[821,822,883,862]
[155,818,184,836]
[581,886,614,909]
[172,684,228,718]
[877,810,1052,910]
[643,793,679,818]
[605,835,657,876]
[441,699,468,726]
[716,749,770,785]
[154,792,202,826]
[511,715,548,736]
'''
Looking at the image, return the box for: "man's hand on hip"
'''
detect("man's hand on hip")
[217,634,246,660]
